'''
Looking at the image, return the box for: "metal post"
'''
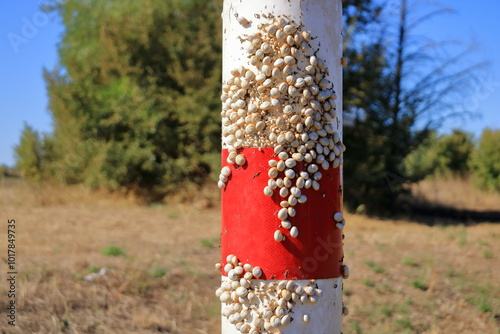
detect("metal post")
[216,1,347,333]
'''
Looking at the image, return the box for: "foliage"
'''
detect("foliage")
[400,131,440,180]
[342,0,478,214]
[469,128,500,192]
[433,130,474,176]
[342,0,383,42]
[403,129,474,179]
[14,124,55,182]
[151,267,167,278]
[101,245,126,257]
[15,124,42,182]
[14,0,482,209]
[32,0,222,199]
[0,165,20,179]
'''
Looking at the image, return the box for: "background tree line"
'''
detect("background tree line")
[15,0,500,212]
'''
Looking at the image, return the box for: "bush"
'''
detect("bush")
[0,165,19,179]
[15,0,222,200]
[402,129,474,180]
[15,124,44,183]
[469,128,500,192]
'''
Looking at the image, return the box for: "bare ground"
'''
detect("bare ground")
[0,181,498,333]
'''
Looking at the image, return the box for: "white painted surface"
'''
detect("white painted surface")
[222,0,343,140]
[221,1,344,333]
[221,277,343,334]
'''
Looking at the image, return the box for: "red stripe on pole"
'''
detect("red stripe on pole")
[221,148,343,280]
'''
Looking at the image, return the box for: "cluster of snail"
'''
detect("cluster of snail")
[217,15,349,333]
[216,255,323,334]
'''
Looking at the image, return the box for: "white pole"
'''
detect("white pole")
[217,1,346,333]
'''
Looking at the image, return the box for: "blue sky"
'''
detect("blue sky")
[1,1,499,167]
[1,1,63,166]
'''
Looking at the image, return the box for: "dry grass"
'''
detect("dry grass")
[410,176,500,212]
[0,181,499,333]
[344,215,499,333]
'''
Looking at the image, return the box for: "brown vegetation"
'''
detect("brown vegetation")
[0,180,498,333]
[411,176,500,211]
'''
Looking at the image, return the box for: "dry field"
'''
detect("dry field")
[0,180,499,334]
[411,176,500,212]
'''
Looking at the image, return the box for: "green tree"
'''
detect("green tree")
[36,0,222,199]
[403,129,474,179]
[15,124,44,182]
[401,131,440,180]
[342,0,479,214]
[469,128,500,192]
[435,129,474,176]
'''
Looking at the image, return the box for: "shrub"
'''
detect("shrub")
[469,128,500,192]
